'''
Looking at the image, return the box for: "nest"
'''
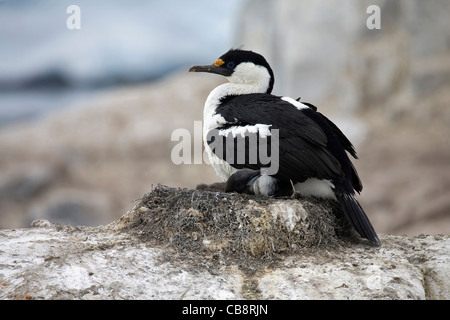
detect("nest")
[112,185,356,260]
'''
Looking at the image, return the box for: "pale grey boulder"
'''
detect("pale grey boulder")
[0,186,448,300]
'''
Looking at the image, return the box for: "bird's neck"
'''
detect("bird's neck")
[224,81,269,95]
[208,81,268,103]
[203,81,269,134]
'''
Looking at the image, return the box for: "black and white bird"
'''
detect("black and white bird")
[189,49,380,245]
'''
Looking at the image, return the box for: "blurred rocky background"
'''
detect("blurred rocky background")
[0,0,449,236]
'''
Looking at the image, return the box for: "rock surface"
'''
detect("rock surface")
[0,0,449,237]
[1,186,448,300]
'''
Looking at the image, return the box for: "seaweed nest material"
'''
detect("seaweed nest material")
[111,185,357,260]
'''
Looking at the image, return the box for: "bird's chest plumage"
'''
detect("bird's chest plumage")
[203,84,238,181]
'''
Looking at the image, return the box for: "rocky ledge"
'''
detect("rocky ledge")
[0,185,448,300]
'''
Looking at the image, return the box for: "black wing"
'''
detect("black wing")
[298,101,362,193]
[208,94,379,244]
[207,94,351,186]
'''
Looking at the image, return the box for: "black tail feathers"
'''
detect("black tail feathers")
[336,192,381,245]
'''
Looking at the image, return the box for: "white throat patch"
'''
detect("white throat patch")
[226,62,271,95]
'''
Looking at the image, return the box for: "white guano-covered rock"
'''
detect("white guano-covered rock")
[0,186,448,300]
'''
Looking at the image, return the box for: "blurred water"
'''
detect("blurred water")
[0,0,242,126]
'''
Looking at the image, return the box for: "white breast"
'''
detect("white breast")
[202,76,273,182]
[203,83,236,181]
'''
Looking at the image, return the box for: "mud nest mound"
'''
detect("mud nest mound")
[112,185,357,259]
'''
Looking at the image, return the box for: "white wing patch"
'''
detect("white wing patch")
[218,124,272,138]
[281,96,309,110]
[293,178,337,200]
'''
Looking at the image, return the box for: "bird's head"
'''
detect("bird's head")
[189,49,274,94]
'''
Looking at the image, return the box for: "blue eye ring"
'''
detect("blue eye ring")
[226,61,235,69]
